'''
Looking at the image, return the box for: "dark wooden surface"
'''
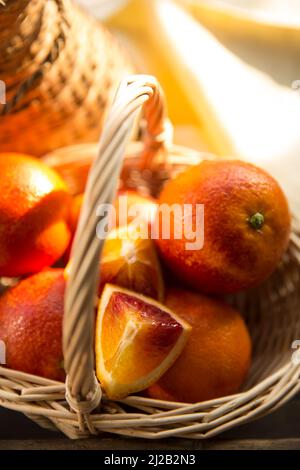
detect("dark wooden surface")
[0,393,299,450]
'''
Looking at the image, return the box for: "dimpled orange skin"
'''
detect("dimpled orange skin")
[155,160,291,294]
[147,288,252,403]
[0,153,72,277]
[0,269,65,381]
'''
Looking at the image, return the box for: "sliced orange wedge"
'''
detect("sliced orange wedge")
[100,223,164,301]
[95,284,192,399]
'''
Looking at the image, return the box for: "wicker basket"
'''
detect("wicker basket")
[0,0,129,156]
[0,75,299,440]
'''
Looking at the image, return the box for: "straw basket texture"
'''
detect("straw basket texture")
[0,0,129,156]
[0,75,300,440]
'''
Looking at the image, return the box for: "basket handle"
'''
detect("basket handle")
[63,75,170,413]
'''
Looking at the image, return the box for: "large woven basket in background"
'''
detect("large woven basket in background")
[0,0,129,156]
[0,75,299,440]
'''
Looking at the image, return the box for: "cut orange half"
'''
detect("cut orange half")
[100,223,164,301]
[95,284,192,400]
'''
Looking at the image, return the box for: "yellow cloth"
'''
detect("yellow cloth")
[106,0,210,151]
[105,0,300,213]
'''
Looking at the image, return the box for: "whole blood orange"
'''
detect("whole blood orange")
[95,284,191,399]
[0,269,65,381]
[0,153,71,277]
[147,288,252,403]
[155,159,291,294]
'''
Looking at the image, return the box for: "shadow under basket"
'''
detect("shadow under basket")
[0,76,300,440]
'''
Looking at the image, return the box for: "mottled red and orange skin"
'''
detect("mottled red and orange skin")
[0,269,65,381]
[155,160,291,294]
[147,288,252,403]
[0,153,71,277]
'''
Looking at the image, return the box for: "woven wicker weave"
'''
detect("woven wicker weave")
[0,0,129,156]
[0,75,299,440]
